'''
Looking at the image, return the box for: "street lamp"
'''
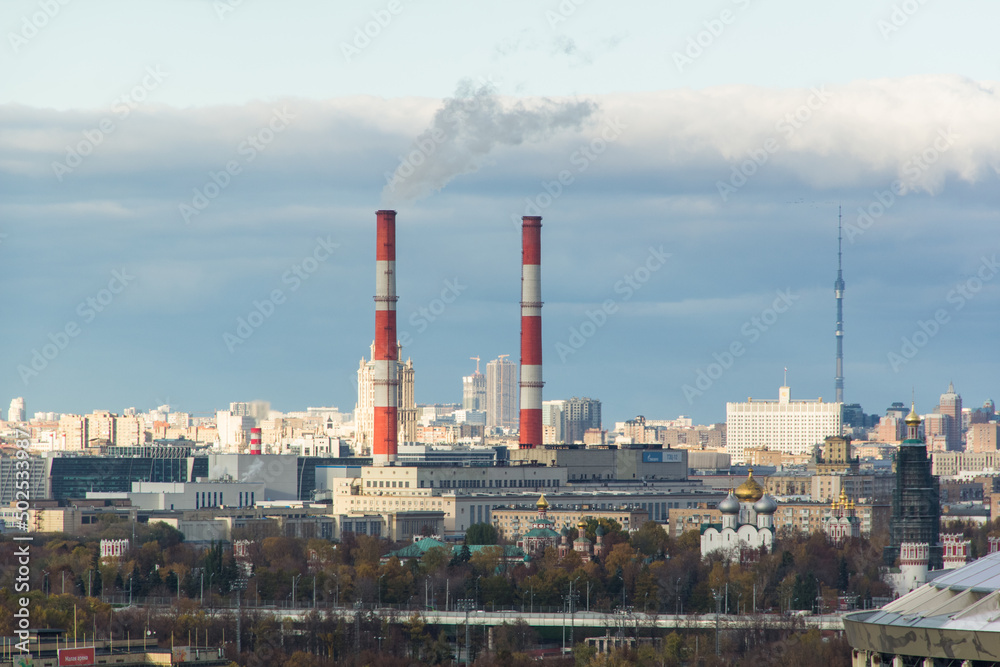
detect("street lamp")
[291,574,301,608]
[457,598,475,666]
[712,588,724,656]
[377,574,386,609]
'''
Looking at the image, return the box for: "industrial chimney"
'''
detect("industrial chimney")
[519,216,543,449]
[250,427,261,455]
[374,210,399,466]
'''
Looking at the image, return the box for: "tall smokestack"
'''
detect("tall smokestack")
[519,216,543,449]
[250,427,261,455]
[835,206,845,404]
[374,210,399,466]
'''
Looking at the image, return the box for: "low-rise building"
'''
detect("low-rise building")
[491,501,647,541]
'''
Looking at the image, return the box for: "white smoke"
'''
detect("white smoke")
[239,458,265,483]
[381,78,598,206]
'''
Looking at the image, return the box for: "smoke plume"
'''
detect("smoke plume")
[381,79,597,206]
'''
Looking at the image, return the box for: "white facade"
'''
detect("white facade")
[700,492,776,563]
[100,538,130,560]
[486,356,517,430]
[726,385,842,464]
[216,411,255,451]
[8,398,25,423]
[126,481,266,511]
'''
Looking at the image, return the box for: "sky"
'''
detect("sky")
[2,0,1000,427]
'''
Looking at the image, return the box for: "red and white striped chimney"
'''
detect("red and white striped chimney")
[519,216,543,449]
[249,427,261,455]
[374,210,399,466]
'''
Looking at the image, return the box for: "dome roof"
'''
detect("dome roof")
[536,494,549,509]
[753,494,778,514]
[905,403,921,426]
[718,492,741,514]
[596,525,605,536]
[734,469,765,503]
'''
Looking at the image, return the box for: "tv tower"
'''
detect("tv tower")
[834,206,845,404]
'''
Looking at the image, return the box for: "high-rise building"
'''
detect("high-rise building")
[486,356,517,430]
[565,397,601,444]
[355,341,417,452]
[216,410,255,451]
[8,397,25,423]
[85,411,116,447]
[57,415,87,451]
[114,416,145,447]
[726,385,842,464]
[967,423,1000,453]
[462,368,486,411]
[938,382,963,451]
[542,400,567,444]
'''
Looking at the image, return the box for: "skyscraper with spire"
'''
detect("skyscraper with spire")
[834,207,845,404]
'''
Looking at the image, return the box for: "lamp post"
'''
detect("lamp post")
[377,574,386,609]
[457,598,475,666]
[713,588,724,657]
[291,574,301,609]
[233,577,248,654]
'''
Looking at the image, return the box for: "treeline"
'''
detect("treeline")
[3,515,992,666]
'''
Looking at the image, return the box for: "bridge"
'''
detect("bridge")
[144,604,845,631]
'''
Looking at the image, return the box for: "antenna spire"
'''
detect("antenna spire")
[834,205,845,403]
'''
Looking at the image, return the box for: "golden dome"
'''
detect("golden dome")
[905,402,921,426]
[734,468,764,503]
[536,494,549,510]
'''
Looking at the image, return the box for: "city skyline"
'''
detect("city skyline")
[3,2,1000,426]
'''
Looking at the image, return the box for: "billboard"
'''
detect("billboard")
[57,648,95,667]
[642,451,682,463]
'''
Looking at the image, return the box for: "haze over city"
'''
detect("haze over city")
[3,0,1000,425]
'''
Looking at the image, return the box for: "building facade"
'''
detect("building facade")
[485,356,517,430]
[726,385,842,464]
[356,341,417,451]
[565,397,601,444]
[462,370,486,411]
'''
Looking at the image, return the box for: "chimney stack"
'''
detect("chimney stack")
[519,216,543,449]
[249,427,261,455]
[374,210,399,465]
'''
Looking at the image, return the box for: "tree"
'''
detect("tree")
[465,523,499,545]
[631,521,670,558]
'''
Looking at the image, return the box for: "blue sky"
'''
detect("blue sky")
[3,0,1000,426]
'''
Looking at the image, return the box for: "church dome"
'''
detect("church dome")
[718,492,741,514]
[905,403,921,426]
[753,494,778,514]
[734,469,765,503]
[536,494,549,510]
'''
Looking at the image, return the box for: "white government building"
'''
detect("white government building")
[726,385,842,464]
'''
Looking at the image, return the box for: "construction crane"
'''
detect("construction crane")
[470,356,481,374]
[498,354,510,363]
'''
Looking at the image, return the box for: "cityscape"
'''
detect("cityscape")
[3,1,1000,666]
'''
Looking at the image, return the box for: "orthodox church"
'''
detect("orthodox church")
[517,495,606,561]
[701,469,777,563]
